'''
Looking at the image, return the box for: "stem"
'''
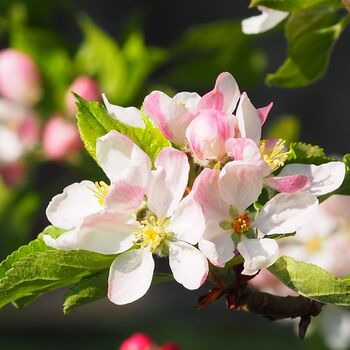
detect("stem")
[226,285,323,339]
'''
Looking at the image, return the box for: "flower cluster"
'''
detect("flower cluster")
[44,72,346,305]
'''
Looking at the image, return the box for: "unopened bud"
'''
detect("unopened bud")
[120,333,155,350]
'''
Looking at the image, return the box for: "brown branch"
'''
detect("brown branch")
[226,285,323,339]
[342,0,350,12]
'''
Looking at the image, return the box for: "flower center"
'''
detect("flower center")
[259,139,289,172]
[133,216,170,253]
[90,181,109,206]
[305,236,322,253]
[232,213,250,234]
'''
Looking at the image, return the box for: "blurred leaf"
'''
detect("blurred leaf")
[75,17,127,102]
[267,8,349,88]
[161,21,266,90]
[266,115,300,143]
[269,256,350,305]
[120,30,168,104]
[76,95,170,162]
[63,271,173,314]
[250,0,342,11]
[0,233,117,309]
[10,24,73,110]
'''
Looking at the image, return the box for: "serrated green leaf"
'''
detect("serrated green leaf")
[63,270,108,314]
[250,0,342,11]
[268,256,350,305]
[0,248,116,309]
[76,95,171,162]
[63,271,173,314]
[287,142,333,165]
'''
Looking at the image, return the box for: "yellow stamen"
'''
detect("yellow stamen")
[259,139,289,172]
[90,181,109,206]
[232,212,250,234]
[133,216,169,252]
[305,236,322,253]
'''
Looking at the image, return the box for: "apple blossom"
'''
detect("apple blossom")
[65,76,101,116]
[0,49,42,105]
[242,7,289,35]
[42,115,82,161]
[44,131,208,305]
[192,165,319,274]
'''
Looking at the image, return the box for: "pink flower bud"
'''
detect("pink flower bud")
[65,76,101,116]
[160,343,181,350]
[1,162,26,186]
[186,109,236,161]
[119,333,155,350]
[0,49,42,105]
[42,115,81,161]
[18,114,40,149]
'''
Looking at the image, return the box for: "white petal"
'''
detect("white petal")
[242,8,289,35]
[46,181,101,230]
[0,125,23,163]
[96,130,152,186]
[254,192,319,235]
[173,91,201,114]
[219,161,263,213]
[103,94,144,128]
[167,195,205,245]
[199,225,235,267]
[168,241,208,290]
[279,162,346,196]
[76,213,136,254]
[238,237,279,275]
[147,147,189,219]
[43,229,78,250]
[236,92,261,143]
[108,249,154,305]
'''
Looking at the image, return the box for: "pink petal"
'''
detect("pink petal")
[192,168,229,222]
[264,174,309,193]
[143,91,194,146]
[257,102,273,125]
[225,137,261,161]
[197,72,240,114]
[147,147,189,219]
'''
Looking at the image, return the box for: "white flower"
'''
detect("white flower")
[44,131,208,305]
[242,7,289,35]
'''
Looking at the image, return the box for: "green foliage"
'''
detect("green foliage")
[269,256,350,305]
[250,0,343,11]
[266,115,300,143]
[161,21,266,90]
[76,18,167,105]
[330,154,350,196]
[76,95,171,162]
[63,271,173,314]
[267,7,350,88]
[287,141,332,165]
[0,231,117,309]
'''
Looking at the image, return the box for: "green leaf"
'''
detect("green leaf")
[265,115,300,143]
[329,154,350,196]
[162,20,266,90]
[269,256,350,305]
[0,246,116,309]
[250,0,342,12]
[287,142,333,165]
[76,95,171,162]
[63,270,108,314]
[75,17,127,102]
[267,232,296,240]
[63,271,173,314]
[267,8,349,88]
